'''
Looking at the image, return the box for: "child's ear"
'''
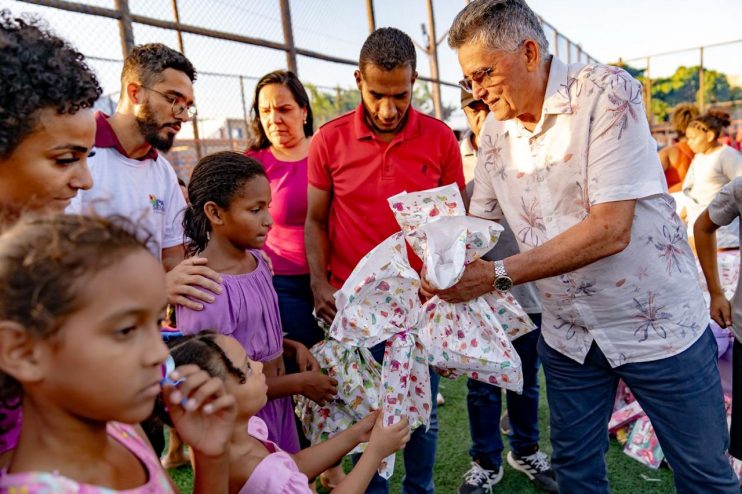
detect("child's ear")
[203,201,224,226]
[0,321,44,384]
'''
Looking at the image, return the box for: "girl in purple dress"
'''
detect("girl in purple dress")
[177,151,338,453]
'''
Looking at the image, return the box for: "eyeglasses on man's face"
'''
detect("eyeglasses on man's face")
[142,86,197,118]
[458,43,524,93]
[459,66,496,93]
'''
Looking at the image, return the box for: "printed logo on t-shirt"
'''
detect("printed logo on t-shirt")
[148,194,165,213]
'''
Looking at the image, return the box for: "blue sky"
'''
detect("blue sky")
[2,0,740,130]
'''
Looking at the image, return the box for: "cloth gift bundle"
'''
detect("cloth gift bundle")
[330,184,534,477]
[294,321,382,454]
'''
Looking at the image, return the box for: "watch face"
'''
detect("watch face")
[494,276,513,292]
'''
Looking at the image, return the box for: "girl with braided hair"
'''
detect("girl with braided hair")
[177,151,338,453]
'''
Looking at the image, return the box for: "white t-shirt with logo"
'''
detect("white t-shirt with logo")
[67,148,186,260]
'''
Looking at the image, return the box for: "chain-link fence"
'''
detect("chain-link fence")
[2,0,597,178]
[616,39,742,148]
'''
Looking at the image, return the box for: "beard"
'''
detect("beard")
[135,102,178,152]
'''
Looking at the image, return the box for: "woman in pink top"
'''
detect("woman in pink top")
[245,70,324,354]
[166,332,411,494]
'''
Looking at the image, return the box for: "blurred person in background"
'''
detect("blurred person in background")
[659,103,698,192]
[683,110,742,250]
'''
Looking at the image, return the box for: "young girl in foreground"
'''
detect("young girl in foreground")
[178,152,338,453]
[0,215,236,493]
[167,332,410,493]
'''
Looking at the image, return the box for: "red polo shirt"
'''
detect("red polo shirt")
[309,104,464,288]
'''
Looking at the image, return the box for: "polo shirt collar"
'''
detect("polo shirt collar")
[541,56,573,116]
[352,103,421,142]
[95,111,158,161]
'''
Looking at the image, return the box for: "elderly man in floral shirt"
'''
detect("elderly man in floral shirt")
[427,1,740,493]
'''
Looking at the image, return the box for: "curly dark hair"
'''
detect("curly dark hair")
[0,10,102,159]
[0,214,153,407]
[670,103,699,137]
[121,42,196,88]
[248,70,313,152]
[359,27,417,73]
[183,151,266,256]
[154,331,246,427]
[689,110,732,140]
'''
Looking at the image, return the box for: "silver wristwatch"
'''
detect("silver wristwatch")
[493,260,513,292]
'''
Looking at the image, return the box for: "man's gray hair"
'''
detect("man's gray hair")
[448,0,548,57]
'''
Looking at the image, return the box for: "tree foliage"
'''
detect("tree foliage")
[611,62,742,122]
[305,80,456,127]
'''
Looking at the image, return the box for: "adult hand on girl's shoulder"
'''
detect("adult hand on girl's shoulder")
[366,414,411,460]
[166,257,223,311]
[300,371,338,405]
[163,364,237,457]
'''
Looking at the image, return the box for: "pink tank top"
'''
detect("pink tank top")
[239,417,310,494]
[246,147,310,276]
[0,422,174,493]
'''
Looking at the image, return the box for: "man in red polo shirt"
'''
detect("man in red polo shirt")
[305,27,464,494]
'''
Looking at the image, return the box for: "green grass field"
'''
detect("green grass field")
[168,370,678,493]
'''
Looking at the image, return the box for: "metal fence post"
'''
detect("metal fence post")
[240,75,250,144]
[645,56,653,124]
[699,46,705,112]
[114,0,134,55]
[279,0,298,75]
[365,0,376,33]
[172,0,202,159]
[425,0,442,120]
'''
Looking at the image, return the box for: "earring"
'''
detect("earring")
[303,118,307,124]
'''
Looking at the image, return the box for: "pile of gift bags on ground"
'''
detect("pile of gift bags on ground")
[610,382,742,477]
[296,184,535,477]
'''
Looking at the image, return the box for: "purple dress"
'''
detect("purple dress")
[176,250,300,453]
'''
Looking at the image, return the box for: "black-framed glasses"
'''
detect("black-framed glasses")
[142,86,197,118]
[459,66,496,94]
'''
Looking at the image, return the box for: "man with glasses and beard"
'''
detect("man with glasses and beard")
[68,43,222,331]
[68,43,223,459]
[305,27,464,494]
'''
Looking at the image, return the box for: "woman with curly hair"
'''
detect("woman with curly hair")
[0,7,101,464]
[0,9,101,223]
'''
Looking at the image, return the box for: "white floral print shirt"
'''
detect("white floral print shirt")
[470,57,708,367]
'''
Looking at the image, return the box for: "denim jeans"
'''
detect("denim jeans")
[272,274,325,352]
[351,342,440,494]
[467,315,542,468]
[539,327,739,494]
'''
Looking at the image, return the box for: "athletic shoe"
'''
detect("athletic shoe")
[507,450,559,493]
[458,461,503,494]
